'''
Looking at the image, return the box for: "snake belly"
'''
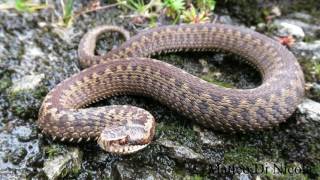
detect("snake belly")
[38,23,305,147]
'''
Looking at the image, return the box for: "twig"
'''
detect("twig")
[74,3,119,18]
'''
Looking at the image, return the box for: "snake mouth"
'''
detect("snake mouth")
[97,136,149,154]
[96,107,156,154]
[97,123,153,154]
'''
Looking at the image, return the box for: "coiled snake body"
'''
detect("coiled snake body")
[38,24,305,154]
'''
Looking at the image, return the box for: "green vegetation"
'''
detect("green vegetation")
[264,172,308,180]
[8,81,48,118]
[119,0,152,17]
[0,70,12,93]
[224,146,261,167]
[0,0,48,12]
[192,175,205,180]
[0,0,217,27]
[180,0,216,24]
[116,0,217,24]
[201,73,234,88]
[181,4,210,24]
[61,0,74,27]
[156,120,198,148]
[174,173,207,180]
[163,0,185,22]
[126,0,150,14]
[196,0,216,12]
[44,145,62,158]
[299,58,320,82]
[310,164,320,177]
[262,162,309,180]
[0,0,73,27]
[117,0,162,19]
[14,0,48,12]
[162,0,216,24]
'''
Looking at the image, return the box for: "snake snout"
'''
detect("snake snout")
[97,106,156,154]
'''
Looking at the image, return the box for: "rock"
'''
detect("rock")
[111,162,161,179]
[193,125,223,148]
[287,12,313,22]
[217,15,240,25]
[297,98,320,123]
[26,151,44,167]
[308,83,320,101]
[23,45,44,59]
[292,40,320,60]
[10,74,45,93]
[8,147,28,165]
[12,126,37,142]
[239,172,251,180]
[157,139,205,163]
[43,148,82,180]
[274,19,320,38]
[0,121,43,179]
[8,74,47,118]
[0,170,22,180]
[270,6,281,17]
[273,20,305,39]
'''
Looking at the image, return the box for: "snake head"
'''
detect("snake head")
[97,111,156,154]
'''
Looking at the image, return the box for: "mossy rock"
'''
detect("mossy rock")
[0,68,13,93]
[8,74,48,119]
[299,58,320,82]
[217,0,267,25]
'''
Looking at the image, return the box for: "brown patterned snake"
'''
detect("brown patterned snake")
[38,24,305,154]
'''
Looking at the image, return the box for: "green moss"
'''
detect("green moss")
[8,84,47,118]
[0,75,12,92]
[156,121,198,146]
[173,169,207,180]
[307,141,320,177]
[14,0,48,12]
[310,164,320,177]
[43,146,82,179]
[157,54,186,67]
[264,172,308,180]
[44,144,67,159]
[201,74,234,88]
[281,0,320,20]
[262,162,309,180]
[315,63,320,79]
[191,175,205,180]
[60,163,81,179]
[45,147,59,158]
[0,70,13,93]
[303,35,317,43]
[217,0,266,25]
[299,58,320,82]
[224,146,261,167]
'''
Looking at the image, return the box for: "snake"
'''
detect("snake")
[37,24,305,154]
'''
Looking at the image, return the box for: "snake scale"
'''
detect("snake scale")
[38,24,305,154]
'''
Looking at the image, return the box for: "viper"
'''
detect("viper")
[38,24,305,154]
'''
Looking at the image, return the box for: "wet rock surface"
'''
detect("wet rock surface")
[43,147,82,179]
[297,99,320,122]
[293,41,320,60]
[0,0,319,179]
[157,139,206,163]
